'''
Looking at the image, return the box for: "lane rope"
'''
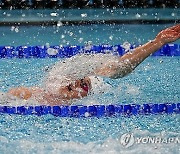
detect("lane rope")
[0,44,179,58]
[0,103,179,117]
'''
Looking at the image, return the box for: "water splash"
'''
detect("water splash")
[121,41,131,53]
[44,53,119,94]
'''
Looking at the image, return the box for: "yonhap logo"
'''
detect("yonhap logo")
[120,133,180,148]
[120,133,135,148]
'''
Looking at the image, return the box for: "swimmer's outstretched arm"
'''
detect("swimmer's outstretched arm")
[96,24,180,78]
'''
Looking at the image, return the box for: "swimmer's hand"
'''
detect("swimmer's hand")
[8,87,32,100]
[155,24,180,45]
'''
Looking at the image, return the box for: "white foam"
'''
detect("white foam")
[0,130,179,154]
[125,84,140,95]
[89,76,112,95]
[0,92,40,106]
[44,53,119,94]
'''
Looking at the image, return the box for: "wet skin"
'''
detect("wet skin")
[43,77,92,105]
[8,77,92,105]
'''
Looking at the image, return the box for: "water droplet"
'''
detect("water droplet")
[50,12,59,17]
[47,48,59,56]
[45,43,50,48]
[78,38,83,43]
[159,60,163,63]
[15,27,19,33]
[135,13,141,18]
[121,42,131,52]
[109,35,113,40]
[85,112,90,117]
[171,13,175,17]
[57,21,63,27]
[81,13,87,18]
[69,32,73,36]
[11,26,15,31]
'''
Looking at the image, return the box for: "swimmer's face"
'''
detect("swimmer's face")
[58,77,91,100]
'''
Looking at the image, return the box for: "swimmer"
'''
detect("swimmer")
[7,24,180,105]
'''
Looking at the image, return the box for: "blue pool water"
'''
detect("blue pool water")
[0,24,180,46]
[0,9,180,154]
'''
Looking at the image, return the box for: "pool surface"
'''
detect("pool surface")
[0,8,180,154]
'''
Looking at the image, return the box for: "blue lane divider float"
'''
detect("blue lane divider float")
[0,44,179,58]
[0,103,179,117]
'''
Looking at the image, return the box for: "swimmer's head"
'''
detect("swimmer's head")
[59,77,92,100]
[45,77,92,100]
